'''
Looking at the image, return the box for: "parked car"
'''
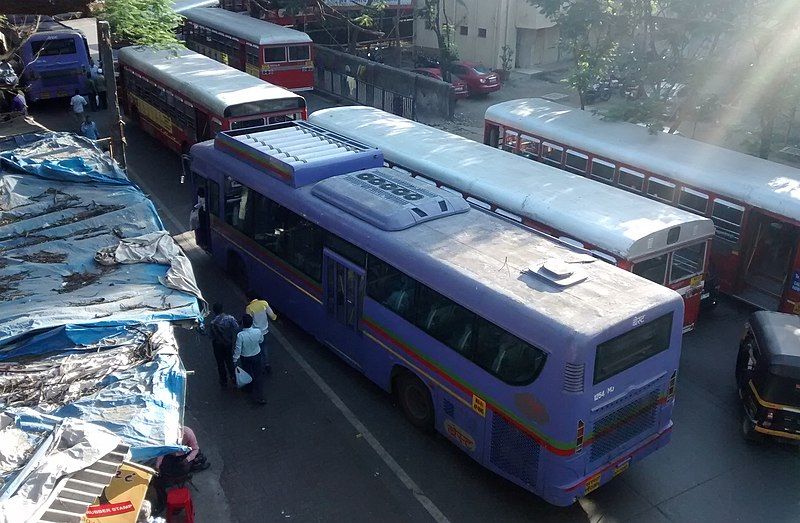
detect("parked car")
[735,311,800,443]
[412,67,468,99]
[449,61,501,96]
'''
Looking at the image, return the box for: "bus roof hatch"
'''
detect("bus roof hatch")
[214,121,383,188]
[311,168,470,231]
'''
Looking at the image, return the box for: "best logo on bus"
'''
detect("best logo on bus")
[444,420,476,452]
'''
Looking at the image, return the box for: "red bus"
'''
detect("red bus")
[485,98,800,313]
[118,46,306,154]
[182,7,314,92]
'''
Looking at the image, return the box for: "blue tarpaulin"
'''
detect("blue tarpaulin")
[0,132,199,501]
[0,133,202,346]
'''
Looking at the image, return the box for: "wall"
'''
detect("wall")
[413,0,560,69]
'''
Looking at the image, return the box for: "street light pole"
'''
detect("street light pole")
[96,20,126,170]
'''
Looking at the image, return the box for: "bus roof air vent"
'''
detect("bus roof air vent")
[214,121,383,188]
[529,259,588,287]
[311,167,470,231]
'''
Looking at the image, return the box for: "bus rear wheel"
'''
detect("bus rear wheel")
[396,371,434,431]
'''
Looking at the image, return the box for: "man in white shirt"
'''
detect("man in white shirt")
[233,314,266,405]
[70,89,88,129]
[245,291,278,372]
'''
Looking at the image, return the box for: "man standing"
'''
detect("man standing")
[70,89,87,129]
[93,69,108,110]
[233,314,266,405]
[245,291,278,372]
[81,115,99,140]
[208,302,238,388]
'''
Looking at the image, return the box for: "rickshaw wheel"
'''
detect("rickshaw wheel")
[741,413,762,443]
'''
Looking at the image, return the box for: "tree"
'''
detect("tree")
[417,0,461,80]
[99,0,184,47]
[248,0,388,53]
[530,0,624,109]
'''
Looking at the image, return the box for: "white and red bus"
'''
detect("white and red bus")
[118,46,306,154]
[182,7,314,92]
[309,106,716,331]
[484,98,800,313]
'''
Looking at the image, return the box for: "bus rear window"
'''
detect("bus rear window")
[288,45,310,61]
[30,38,77,56]
[594,313,673,384]
[224,98,305,118]
[264,46,287,63]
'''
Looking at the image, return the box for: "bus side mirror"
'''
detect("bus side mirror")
[181,154,191,184]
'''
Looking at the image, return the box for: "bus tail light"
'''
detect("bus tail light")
[576,420,585,453]
[667,371,677,400]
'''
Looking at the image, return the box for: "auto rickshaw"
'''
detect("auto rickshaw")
[735,311,800,443]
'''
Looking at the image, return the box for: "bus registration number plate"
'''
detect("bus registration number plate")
[584,473,601,495]
[613,459,630,477]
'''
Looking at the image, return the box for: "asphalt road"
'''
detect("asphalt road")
[28,95,800,523]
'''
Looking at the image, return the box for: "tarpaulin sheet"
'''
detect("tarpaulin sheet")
[0,133,202,346]
[0,323,187,468]
[0,417,123,523]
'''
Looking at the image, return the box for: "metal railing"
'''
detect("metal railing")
[316,69,415,120]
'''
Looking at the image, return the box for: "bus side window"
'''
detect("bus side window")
[618,168,645,192]
[414,285,477,356]
[565,150,588,173]
[474,319,546,385]
[590,159,615,182]
[646,177,676,203]
[519,135,540,159]
[678,187,709,214]
[541,143,563,165]
[366,255,416,320]
[223,176,245,230]
[711,199,744,244]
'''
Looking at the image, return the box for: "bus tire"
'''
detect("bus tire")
[226,251,249,291]
[741,413,761,443]
[396,371,435,432]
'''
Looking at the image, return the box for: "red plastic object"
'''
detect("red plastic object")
[165,487,194,523]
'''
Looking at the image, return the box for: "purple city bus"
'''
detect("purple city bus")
[186,121,684,506]
[18,17,92,102]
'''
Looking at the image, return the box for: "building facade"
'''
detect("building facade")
[414,0,561,70]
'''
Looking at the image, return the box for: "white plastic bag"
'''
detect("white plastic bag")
[235,366,252,388]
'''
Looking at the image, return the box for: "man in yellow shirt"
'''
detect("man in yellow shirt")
[245,291,278,372]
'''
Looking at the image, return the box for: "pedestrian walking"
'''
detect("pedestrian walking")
[245,290,277,372]
[70,89,87,128]
[93,70,107,110]
[208,302,238,388]
[233,314,266,405]
[80,115,99,140]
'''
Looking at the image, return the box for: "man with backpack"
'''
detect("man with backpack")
[208,302,239,388]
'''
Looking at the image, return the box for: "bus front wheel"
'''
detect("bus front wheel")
[396,371,434,432]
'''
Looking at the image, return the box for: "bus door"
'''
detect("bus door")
[741,212,799,310]
[323,249,366,368]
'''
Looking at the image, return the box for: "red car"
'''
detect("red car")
[450,61,501,96]
[412,67,469,99]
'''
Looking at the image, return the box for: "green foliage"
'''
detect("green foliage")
[99,0,183,47]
